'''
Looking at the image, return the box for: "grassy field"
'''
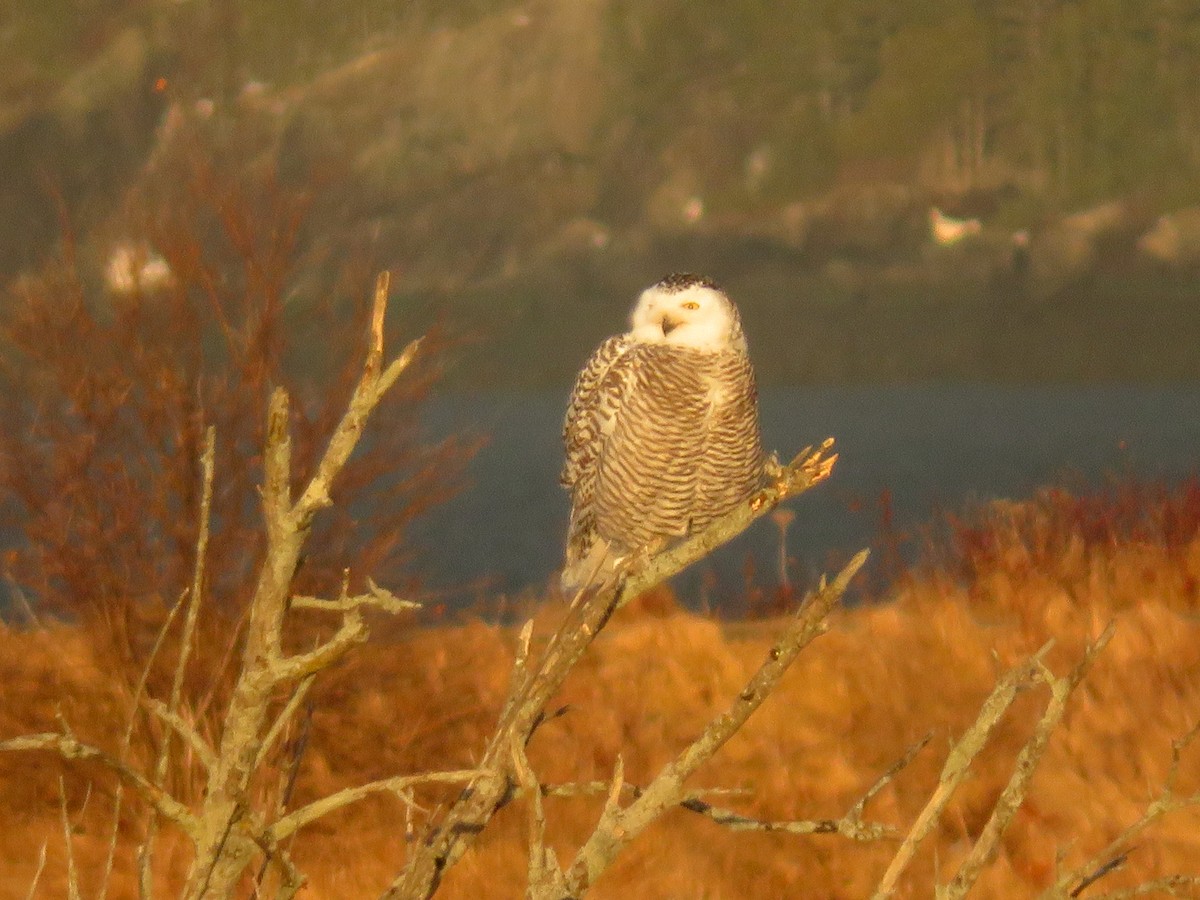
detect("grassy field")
[2,481,1199,898]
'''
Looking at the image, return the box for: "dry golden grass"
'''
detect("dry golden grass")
[3,490,1200,898]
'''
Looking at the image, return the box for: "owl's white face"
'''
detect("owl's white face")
[628,278,744,351]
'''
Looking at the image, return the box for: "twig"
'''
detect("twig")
[940,624,1115,899]
[267,770,487,842]
[678,733,931,844]
[101,586,187,900]
[0,734,198,832]
[850,733,934,827]
[144,425,216,896]
[537,781,748,801]
[23,841,47,900]
[58,778,82,900]
[291,578,420,615]
[1042,723,1200,900]
[256,674,316,769]
[678,797,890,841]
[563,549,868,895]
[143,698,217,771]
[871,640,1055,899]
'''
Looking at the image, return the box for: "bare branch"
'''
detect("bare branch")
[0,734,197,834]
[291,578,420,616]
[942,624,1115,900]
[366,271,389,377]
[293,297,422,523]
[268,770,487,842]
[1034,723,1200,900]
[262,388,293,533]
[102,586,188,900]
[58,778,81,900]
[563,549,868,895]
[268,610,368,682]
[1041,760,1200,899]
[537,782,748,801]
[256,674,316,770]
[384,446,849,900]
[143,427,217,894]
[187,274,423,898]
[675,732,932,844]
[678,796,891,841]
[871,641,1056,899]
[850,733,934,826]
[144,699,217,772]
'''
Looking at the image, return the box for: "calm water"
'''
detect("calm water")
[410,384,1200,605]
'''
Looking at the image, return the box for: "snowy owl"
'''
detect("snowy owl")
[560,273,765,591]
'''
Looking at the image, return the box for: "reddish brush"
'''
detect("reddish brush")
[0,134,475,708]
[920,477,1200,613]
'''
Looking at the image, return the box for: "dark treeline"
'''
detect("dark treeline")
[5,0,1200,385]
[8,0,1200,215]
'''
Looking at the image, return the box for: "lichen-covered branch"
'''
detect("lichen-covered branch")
[269,610,368,682]
[0,734,197,833]
[382,442,843,900]
[940,624,1115,900]
[268,770,486,842]
[292,578,420,615]
[870,641,1056,900]
[562,549,868,895]
[1039,721,1200,900]
[144,699,216,772]
[183,272,422,898]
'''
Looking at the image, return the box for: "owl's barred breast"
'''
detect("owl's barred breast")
[560,273,765,591]
[592,343,764,553]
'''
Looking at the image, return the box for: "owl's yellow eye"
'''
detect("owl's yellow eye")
[682,301,700,310]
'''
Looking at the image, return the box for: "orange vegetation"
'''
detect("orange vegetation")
[2,484,1200,898]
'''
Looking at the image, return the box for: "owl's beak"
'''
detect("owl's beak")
[660,315,679,336]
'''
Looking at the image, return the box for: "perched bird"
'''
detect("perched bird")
[560,273,764,591]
